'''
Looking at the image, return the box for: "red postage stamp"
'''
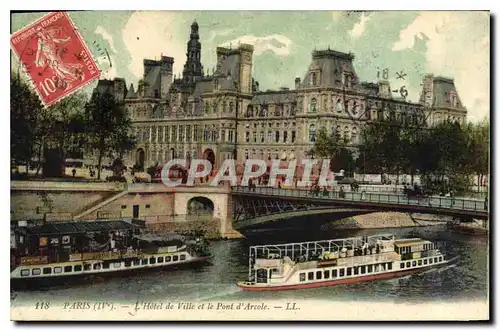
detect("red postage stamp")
[10,12,100,106]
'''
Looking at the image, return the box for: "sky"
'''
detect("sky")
[11,11,490,122]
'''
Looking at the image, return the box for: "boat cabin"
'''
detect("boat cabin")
[12,219,145,265]
[394,238,437,260]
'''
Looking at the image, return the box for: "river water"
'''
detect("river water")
[11,225,488,308]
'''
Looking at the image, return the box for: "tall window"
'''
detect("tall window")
[223,101,228,112]
[253,131,257,143]
[205,102,210,113]
[212,102,217,113]
[186,125,191,142]
[203,126,209,142]
[311,72,317,86]
[352,126,358,144]
[229,101,235,113]
[221,130,226,142]
[309,124,316,142]
[283,131,288,143]
[344,126,350,142]
[245,132,250,143]
[309,98,317,113]
[291,130,296,143]
[143,127,149,142]
[171,126,177,142]
[275,131,280,143]
[228,130,234,142]
[158,126,164,142]
[193,125,199,142]
[336,99,342,113]
[267,131,273,142]
[178,125,184,142]
[165,126,170,143]
[245,150,249,159]
[260,131,264,143]
[246,105,253,117]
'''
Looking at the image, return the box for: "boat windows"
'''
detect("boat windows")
[406,262,411,268]
[20,269,29,277]
[166,256,172,262]
[158,257,164,263]
[332,269,337,278]
[387,263,393,270]
[93,263,101,270]
[324,270,330,279]
[32,268,41,276]
[428,258,433,264]
[434,257,438,263]
[439,257,442,262]
[74,265,82,272]
[353,267,359,275]
[142,259,148,265]
[368,265,373,273]
[84,264,91,271]
[125,260,132,267]
[43,267,52,275]
[346,267,352,276]
[114,262,121,268]
[54,267,62,274]
[180,254,186,261]
[424,259,428,265]
[299,273,306,282]
[412,261,417,267]
[400,262,405,269]
[64,266,72,273]
[149,257,156,264]
[374,264,379,272]
[360,266,366,274]
[308,272,314,281]
[103,262,110,269]
[173,255,179,262]
[316,271,322,280]
[133,259,141,266]
[339,268,344,277]
[418,260,422,266]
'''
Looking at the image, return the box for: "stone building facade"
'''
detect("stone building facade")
[98,21,468,170]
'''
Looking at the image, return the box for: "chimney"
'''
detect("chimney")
[295,77,301,90]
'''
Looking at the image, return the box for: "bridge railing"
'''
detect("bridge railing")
[232,186,488,213]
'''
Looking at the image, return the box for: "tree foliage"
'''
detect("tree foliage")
[86,90,136,180]
[358,117,490,193]
[308,127,355,176]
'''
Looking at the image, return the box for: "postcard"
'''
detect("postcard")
[10,10,490,321]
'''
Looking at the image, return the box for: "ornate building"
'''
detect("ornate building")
[100,21,468,170]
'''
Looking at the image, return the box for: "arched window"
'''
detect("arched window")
[309,124,317,142]
[246,105,253,117]
[221,130,226,142]
[311,72,317,86]
[352,127,358,144]
[336,99,342,113]
[309,98,317,113]
[275,105,282,117]
[260,107,268,117]
[344,126,350,141]
[229,102,235,112]
[205,102,210,113]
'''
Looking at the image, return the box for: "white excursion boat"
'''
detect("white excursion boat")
[10,219,211,287]
[237,234,448,291]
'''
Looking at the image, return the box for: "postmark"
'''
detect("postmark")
[10,12,100,106]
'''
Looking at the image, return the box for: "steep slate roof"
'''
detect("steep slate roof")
[142,65,162,98]
[125,84,137,99]
[192,79,214,96]
[301,50,358,88]
[432,76,464,108]
[251,91,297,105]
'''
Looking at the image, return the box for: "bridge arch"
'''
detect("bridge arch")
[187,196,215,217]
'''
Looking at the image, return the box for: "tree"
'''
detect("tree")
[86,90,135,180]
[10,74,42,170]
[466,119,489,189]
[307,126,354,174]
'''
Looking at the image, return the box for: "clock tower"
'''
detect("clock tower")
[182,20,204,85]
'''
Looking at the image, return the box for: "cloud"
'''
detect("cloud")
[220,34,293,56]
[95,26,118,54]
[348,13,371,39]
[122,11,186,80]
[391,12,489,122]
[207,28,234,42]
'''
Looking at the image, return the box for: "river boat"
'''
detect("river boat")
[237,234,449,291]
[10,218,211,287]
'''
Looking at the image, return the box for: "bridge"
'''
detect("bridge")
[231,186,489,231]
